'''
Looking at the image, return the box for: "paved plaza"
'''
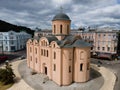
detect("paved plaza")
[6,59,116,90]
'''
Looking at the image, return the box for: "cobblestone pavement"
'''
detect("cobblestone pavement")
[18,60,104,90]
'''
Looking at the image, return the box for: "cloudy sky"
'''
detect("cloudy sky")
[0,0,120,29]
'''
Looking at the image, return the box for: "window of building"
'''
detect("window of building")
[41,49,43,55]
[80,51,84,60]
[87,63,89,70]
[54,52,56,59]
[107,47,110,51]
[44,49,45,56]
[47,50,48,57]
[80,63,83,71]
[31,56,32,61]
[36,58,37,63]
[35,48,37,54]
[114,47,117,52]
[10,40,14,44]
[60,25,62,34]
[53,44,55,48]
[98,34,101,37]
[98,47,100,50]
[69,66,71,73]
[67,25,69,34]
[54,25,56,34]
[53,64,56,71]
[30,47,32,52]
[91,47,93,50]
[102,47,105,51]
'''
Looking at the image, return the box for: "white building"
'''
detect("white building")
[0,30,31,52]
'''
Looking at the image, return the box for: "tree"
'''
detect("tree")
[0,61,15,85]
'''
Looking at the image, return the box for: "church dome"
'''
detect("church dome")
[52,13,70,21]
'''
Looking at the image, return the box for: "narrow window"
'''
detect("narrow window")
[69,66,71,73]
[98,47,100,50]
[107,47,110,51]
[80,63,83,71]
[35,48,37,54]
[80,51,84,60]
[114,47,117,52]
[53,44,55,48]
[54,52,56,59]
[44,49,45,56]
[67,25,69,34]
[54,64,56,71]
[60,25,62,34]
[30,56,32,61]
[36,58,37,63]
[102,47,105,50]
[47,50,48,57]
[87,63,89,70]
[41,49,43,55]
[54,25,56,34]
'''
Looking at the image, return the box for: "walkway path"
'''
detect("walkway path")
[7,60,33,90]
[4,59,116,90]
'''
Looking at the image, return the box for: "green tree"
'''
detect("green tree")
[0,61,15,85]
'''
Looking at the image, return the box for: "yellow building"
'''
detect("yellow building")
[27,12,91,86]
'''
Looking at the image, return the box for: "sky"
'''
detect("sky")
[0,0,120,29]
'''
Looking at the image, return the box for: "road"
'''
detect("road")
[91,58,120,90]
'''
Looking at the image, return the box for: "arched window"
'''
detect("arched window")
[87,63,89,70]
[67,25,69,34]
[53,44,55,48]
[53,64,56,71]
[35,48,37,54]
[60,25,62,34]
[36,58,37,63]
[80,51,84,60]
[54,25,56,34]
[69,66,71,73]
[30,56,32,61]
[47,50,48,57]
[41,49,43,55]
[80,63,83,71]
[54,52,56,59]
[44,49,45,56]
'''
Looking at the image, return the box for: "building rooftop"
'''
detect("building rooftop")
[52,13,70,21]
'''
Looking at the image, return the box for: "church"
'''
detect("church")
[27,12,91,86]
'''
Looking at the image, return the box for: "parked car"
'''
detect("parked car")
[97,53,118,60]
[0,55,8,63]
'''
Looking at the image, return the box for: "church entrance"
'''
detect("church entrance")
[45,67,47,75]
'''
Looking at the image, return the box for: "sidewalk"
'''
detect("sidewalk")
[4,60,116,90]
[7,60,33,90]
[91,64,116,90]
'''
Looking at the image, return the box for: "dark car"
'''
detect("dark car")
[0,56,8,63]
[97,53,118,60]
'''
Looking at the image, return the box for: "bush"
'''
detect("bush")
[0,62,15,85]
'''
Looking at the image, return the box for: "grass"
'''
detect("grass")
[0,82,13,90]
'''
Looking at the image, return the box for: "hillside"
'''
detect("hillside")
[0,20,34,36]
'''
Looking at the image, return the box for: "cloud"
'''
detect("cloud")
[0,0,120,29]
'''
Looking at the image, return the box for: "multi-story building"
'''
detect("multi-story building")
[27,12,91,86]
[34,28,119,56]
[0,30,31,52]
